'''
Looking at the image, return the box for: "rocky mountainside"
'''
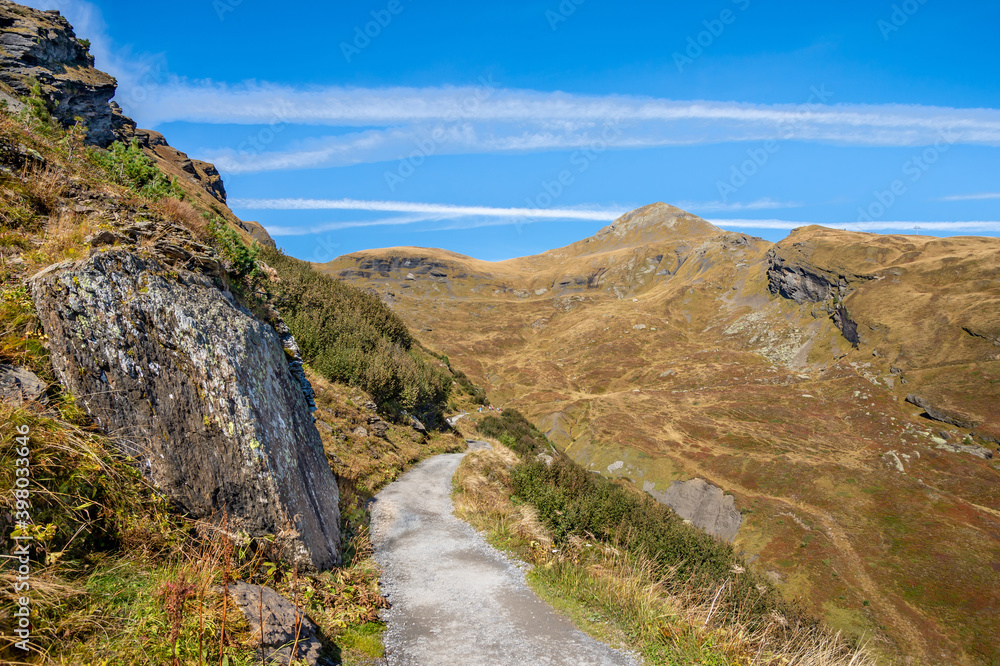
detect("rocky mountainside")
[0,0,118,145]
[0,0,342,570]
[325,203,1000,664]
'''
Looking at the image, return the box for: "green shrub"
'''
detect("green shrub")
[477,409,550,456]
[262,249,451,421]
[88,139,184,200]
[24,77,52,125]
[511,455,806,630]
[207,215,260,286]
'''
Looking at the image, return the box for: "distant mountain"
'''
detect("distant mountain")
[324,203,1000,664]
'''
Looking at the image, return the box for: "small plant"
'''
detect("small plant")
[89,139,185,200]
[25,77,53,125]
[206,215,260,286]
[158,575,197,666]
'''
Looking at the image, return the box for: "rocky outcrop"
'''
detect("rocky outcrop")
[29,248,341,571]
[647,478,742,542]
[0,2,237,208]
[227,582,324,665]
[906,394,980,430]
[935,441,993,460]
[766,248,869,346]
[130,128,228,204]
[767,251,848,304]
[0,1,117,145]
[0,364,46,404]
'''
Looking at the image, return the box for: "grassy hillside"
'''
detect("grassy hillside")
[454,411,873,665]
[0,97,469,664]
[327,205,1000,664]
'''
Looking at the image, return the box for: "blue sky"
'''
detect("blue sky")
[25,0,1000,261]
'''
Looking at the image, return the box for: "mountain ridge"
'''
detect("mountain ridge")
[327,202,1000,663]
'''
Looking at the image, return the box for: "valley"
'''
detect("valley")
[325,203,1000,664]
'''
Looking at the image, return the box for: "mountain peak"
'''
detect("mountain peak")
[575,203,722,254]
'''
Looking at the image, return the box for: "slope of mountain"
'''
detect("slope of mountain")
[324,203,1000,664]
[0,4,471,661]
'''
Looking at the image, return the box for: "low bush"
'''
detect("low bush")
[477,409,551,457]
[262,249,451,421]
[479,410,809,633]
[88,139,185,200]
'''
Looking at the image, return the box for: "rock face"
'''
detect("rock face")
[0,364,46,404]
[227,582,324,665]
[905,394,980,430]
[131,128,228,204]
[0,1,118,145]
[29,249,341,570]
[0,2,240,208]
[766,245,868,346]
[648,478,742,542]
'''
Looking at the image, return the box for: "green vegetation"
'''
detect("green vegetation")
[476,409,551,457]
[88,138,185,200]
[207,215,261,286]
[511,456,789,624]
[263,248,452,422]
[0,99,442,664]
[456,427,873,665]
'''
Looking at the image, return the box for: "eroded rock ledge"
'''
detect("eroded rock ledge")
[30,249,341,570]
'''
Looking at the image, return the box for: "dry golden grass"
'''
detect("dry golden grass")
[329,204,1000,663]
[453,446,877,666]
[152,195,211,242]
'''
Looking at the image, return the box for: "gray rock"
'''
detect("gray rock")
[352,426,369,438]
[906,394,980,430]
[29,249,341,570]
[935,442,993,460]
[85,230,121,247]
[227,581,324,665]
[410,416,427,434]
[367,415,389,438]
[648,478,743,542]
[0,2,117,145]
[0,364,47,404]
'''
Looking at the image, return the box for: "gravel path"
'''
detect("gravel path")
[370,442,640,666]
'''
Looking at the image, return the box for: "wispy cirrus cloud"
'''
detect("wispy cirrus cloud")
[232,198,1000,236]
[936,192,1000,201]
[125,82,1000,173]
[710,219,1000,233]
[230,197,626,221]
[19,1,1000,176]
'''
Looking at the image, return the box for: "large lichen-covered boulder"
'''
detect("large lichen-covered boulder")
[29,249,341,570]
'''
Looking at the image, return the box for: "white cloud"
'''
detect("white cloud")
[710,218,1000,233]
[241,198,1000,237]
[230,198,626,221]
[175,87,1000,171]
[264,214,440,237]
[18,6,999,173]
[937,193,1000,201]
